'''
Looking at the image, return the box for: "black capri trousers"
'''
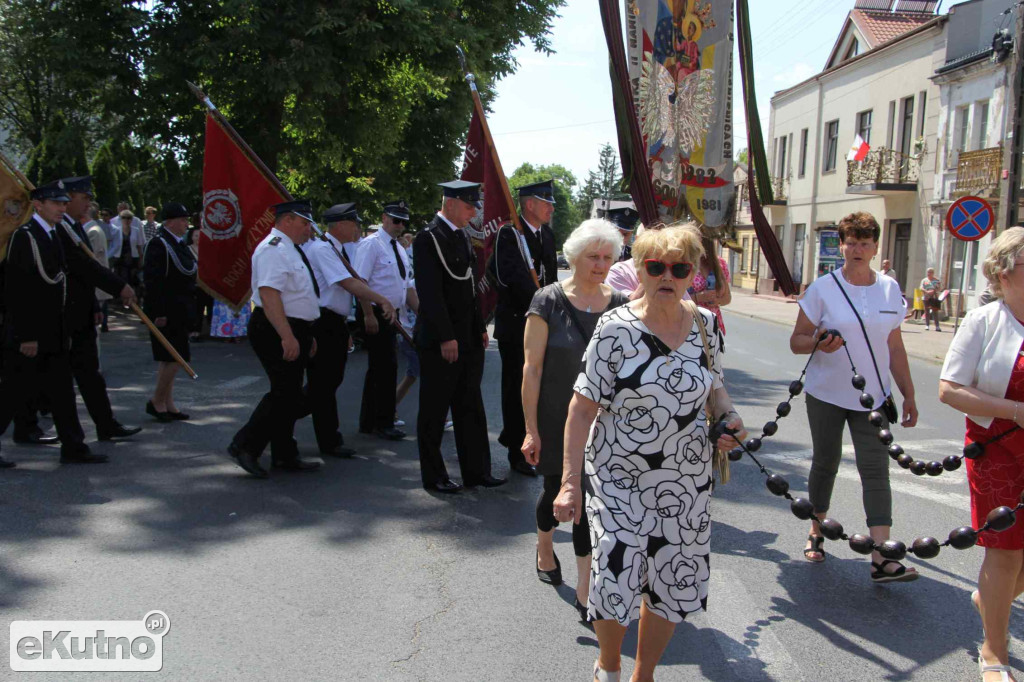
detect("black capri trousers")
[536,474,592,557]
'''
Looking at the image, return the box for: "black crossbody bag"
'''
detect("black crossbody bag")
[829,272,901,425]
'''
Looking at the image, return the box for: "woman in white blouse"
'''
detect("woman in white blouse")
[789,211,918,582]
[939,226,1024,682]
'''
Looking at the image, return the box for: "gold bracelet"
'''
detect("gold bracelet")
[561,472,581,486]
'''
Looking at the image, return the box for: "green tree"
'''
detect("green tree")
[508,162,579,248]
[575,170,601,221]
[737,148,748,165]
[139,0,565,222]
[32,112,89,182]
[595,142,627,204]
[0,0,146,154]
[91,142,120,211]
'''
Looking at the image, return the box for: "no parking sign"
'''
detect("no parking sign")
[946,196,994,242]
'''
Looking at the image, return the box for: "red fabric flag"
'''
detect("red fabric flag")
[198,113,288,310]
[460,110,511,322]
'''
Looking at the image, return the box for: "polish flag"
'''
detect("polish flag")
[847,134,870,162]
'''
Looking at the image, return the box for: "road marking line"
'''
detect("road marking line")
[701,570,805,681]
[216,375,263,390]
[753,441,971,509]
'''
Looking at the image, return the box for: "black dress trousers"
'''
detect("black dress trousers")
[358,307,398,433]
[497,317,528,468]
[0,349,86,455]
[233,308,313,462]
[416,344,491,486]
[68,323,116,431]
[306,308,350,452]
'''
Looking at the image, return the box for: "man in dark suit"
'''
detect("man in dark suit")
[56,176,140,440]
[0,180,110,466]
[489,179,559,477]
[414,180,506,494]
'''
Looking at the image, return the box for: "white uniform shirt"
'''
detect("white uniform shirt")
[250,228,320,321]
[302,233,354,316]
[32,213,58,237]
[352,228,410,309]
[798,271,906,411]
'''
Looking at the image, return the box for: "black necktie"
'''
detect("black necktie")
[294,244,321,297]
[391,239,407,279]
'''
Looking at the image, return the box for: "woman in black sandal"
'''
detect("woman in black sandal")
[789,212,919,582]
[521,219,627,619]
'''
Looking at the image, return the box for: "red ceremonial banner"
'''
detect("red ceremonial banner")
[460,110,510,322]
[198,113,288,310]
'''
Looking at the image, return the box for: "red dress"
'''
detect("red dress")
[966,341,1024,550]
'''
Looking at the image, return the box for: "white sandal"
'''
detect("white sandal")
[979,651,1015,681]
[593,660,621,682]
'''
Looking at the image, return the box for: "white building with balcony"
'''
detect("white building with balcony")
[764,0,947,294]
[932,0,1015,310]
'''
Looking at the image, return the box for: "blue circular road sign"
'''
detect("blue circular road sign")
[946,196,994,242]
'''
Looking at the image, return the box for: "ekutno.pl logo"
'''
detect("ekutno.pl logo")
[9,611,169,672]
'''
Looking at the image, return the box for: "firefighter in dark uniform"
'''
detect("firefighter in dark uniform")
[607,206,640,262]
[414,180,506,493]
[143,202,197,421]
[0,180,110,466]
[55,175,141,440]
[228,200,322,479]
[489,179,559,477]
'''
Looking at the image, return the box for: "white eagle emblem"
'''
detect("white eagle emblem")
[201,189,242,241]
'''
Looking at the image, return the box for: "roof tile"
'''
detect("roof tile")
[852,9,936,47]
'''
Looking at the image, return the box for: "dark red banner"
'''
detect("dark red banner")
[198,114,288,310]
[460,110,511,323]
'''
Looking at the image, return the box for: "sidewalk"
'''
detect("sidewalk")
[723,289,955,365]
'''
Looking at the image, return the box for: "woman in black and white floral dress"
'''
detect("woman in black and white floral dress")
[555,225,747,682]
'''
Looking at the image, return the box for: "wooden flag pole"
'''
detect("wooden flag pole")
[0,149,198,378]
[185,81,413,346]
[455,47,541,290]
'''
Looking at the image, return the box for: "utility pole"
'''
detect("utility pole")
[998,1,1024,232]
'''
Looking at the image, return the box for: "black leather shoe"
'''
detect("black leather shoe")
[0,456,15,469]
[228,442,267,479]
[166,411,190,421]
[321,445,356,458]
[374,427,406,441]
[510,460,537,477]
[536,551,562,586]
[426,478,462,494]
[13,431,59,445]
[465,474,507,488]
[573,596,590,623]
[60,451,109,464]
[271,457,322,472]
[146,401,173,422]
[97,422,142,441]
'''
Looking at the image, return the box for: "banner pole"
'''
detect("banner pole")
[455,48,540,290]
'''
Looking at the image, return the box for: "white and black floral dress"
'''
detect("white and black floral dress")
[572,304,723,625]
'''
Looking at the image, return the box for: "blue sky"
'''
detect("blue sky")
[486,0,856,183]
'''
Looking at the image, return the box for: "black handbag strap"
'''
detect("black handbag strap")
[829,271,888,397]
[553,283,592,341]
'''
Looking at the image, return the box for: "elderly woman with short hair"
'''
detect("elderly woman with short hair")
[521,219,627,619]
[554,224,746,682]
[940,226,1024,682]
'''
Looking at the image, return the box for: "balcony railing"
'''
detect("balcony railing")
[847,148,920,187]
[953,146,1002,198]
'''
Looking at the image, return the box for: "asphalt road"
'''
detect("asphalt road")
[0,306,1011,681]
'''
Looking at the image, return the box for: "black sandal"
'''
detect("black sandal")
[870,559,919,583]
[803,534,826,563]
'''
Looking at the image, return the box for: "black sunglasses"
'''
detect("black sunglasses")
[644,259,693,279]
[391,217,409,226]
